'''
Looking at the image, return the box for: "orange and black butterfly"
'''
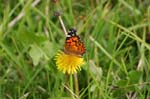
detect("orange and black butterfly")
[64,28,85,57]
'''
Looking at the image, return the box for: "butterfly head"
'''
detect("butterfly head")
[67,28,77,37]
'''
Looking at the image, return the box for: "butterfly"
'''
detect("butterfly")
[64,28,85,57]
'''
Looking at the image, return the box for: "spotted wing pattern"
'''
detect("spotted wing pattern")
[64,28,85,57]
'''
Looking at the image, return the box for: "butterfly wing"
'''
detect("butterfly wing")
[64,36,85,56]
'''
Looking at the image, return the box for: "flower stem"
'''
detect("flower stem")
[74,73,79,97]
[54,11,67,36]
[70,74,75,99]
[58,16,67,36]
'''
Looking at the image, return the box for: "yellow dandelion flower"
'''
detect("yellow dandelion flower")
[55,51,84,74]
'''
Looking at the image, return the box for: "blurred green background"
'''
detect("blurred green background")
[0,0,150,98]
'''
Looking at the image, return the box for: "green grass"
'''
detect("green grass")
[0,0,150,98]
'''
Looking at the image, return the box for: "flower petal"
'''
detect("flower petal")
[55,51,84,74]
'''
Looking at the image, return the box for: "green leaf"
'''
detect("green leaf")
[116,80,128,87]
[128,70,142,84]
[42,41,60,59]
[89,83,98,92]
[88,60,102,81]
[29,44,49,66]
[16,31,46,48]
